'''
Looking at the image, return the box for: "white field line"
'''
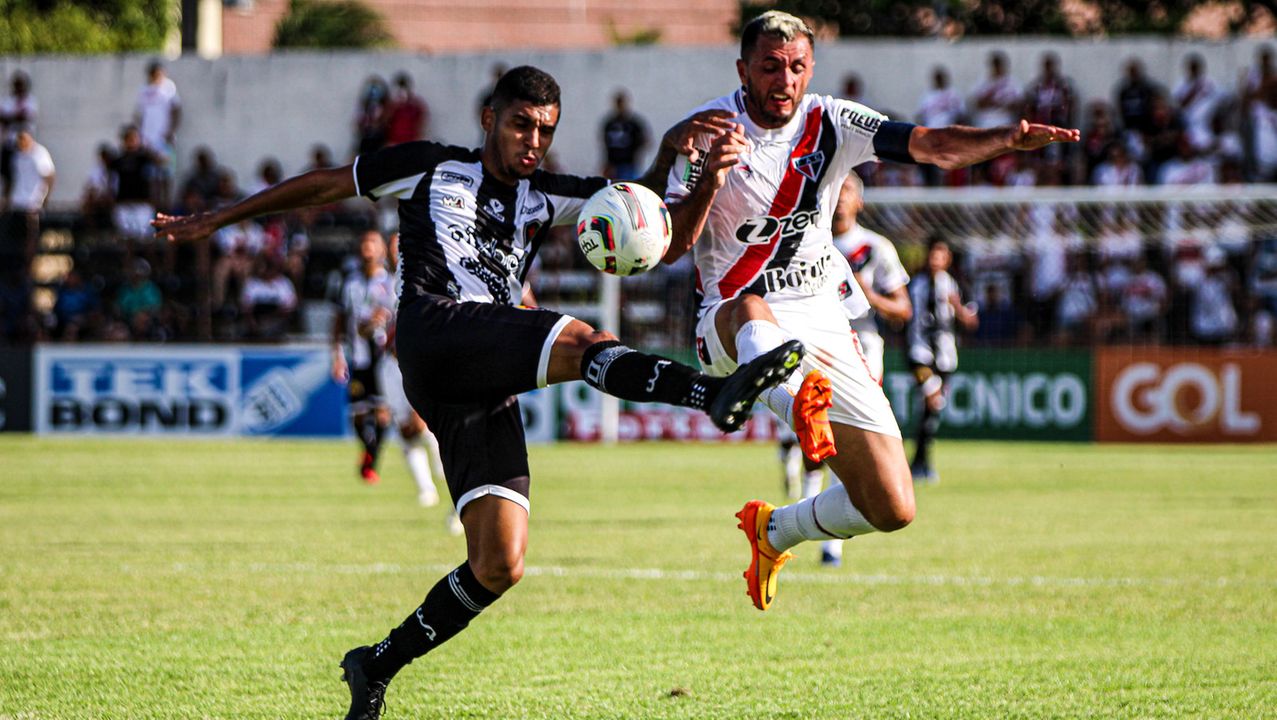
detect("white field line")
[136,561,1277,590]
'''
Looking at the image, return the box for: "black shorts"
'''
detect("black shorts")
[347,366,384,411]
[396,294,572,515]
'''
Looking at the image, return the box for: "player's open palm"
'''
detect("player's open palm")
[1009,119,1080,151]
[152,211,221,244]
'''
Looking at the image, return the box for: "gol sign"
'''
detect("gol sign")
[1096,349,1277,442]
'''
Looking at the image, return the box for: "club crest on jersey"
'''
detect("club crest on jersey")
[848,243,873,272]
[523,219,543,244]
[442,194,465,209]
[792,151,825,182]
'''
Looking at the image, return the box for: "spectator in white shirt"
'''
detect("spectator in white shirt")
[4,129,54,265]
[241,254,297,341]
[1121,255,1169,342]
[1,71,39,203]
[970,51,1023,129]
[917,66,965,186]
[1092,143,1144,186]
[1190,249,1240,345]
[1173,54,1220,154]
[135,60,181,206]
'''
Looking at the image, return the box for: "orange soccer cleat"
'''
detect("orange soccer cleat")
[735,500,794,611]
[792,370,836,463]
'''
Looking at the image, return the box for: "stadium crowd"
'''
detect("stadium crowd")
[2,50,1277,349]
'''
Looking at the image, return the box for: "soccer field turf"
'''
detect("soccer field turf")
[1,438,1274,719]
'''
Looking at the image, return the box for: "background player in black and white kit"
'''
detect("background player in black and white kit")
[907,236,977,483]
[332,229,399,485]
[155,66,805,720]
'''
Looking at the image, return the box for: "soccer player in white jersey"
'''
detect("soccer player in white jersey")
[332,230,399,485]
[664,10,1079,610]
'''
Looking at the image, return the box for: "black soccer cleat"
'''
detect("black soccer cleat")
[709,340,805,433]
[340,646,390,720]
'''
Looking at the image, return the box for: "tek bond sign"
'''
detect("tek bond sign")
[1096,348,1277,443]
[33,345,345,437]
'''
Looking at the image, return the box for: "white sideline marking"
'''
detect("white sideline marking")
[140,561,1277,589]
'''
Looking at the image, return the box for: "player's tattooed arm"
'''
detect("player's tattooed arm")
[635,109,738,197]
[153,166,357,243]
[663,123,749,264]
[907,120,1080,170]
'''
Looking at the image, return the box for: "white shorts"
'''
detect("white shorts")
[377,354,415,427]
[695,293,901,438]
[855,330,885,384]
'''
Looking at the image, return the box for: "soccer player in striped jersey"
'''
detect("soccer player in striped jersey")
[155,66,804,720]
[664,11,1078,610]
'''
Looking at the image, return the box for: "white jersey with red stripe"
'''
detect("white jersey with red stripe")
[667,90,885,313]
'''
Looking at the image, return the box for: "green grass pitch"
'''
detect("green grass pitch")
[1,437,1275,719]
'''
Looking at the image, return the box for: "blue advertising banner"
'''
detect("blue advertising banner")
[33,345,346,437]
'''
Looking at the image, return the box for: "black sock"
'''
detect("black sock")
[363,562,500,682]
[913,402,939,467]
[580,340,722,411]
[355,413,387,466]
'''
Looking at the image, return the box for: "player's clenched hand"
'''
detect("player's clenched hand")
[152,212,221,244]
[705,124,749,189]
[663,109,738,164]
[1008,119,1080,151]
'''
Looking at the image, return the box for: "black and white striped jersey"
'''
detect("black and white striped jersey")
[353,141,608,305]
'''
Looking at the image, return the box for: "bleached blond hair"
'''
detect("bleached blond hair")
[740,10,815,60]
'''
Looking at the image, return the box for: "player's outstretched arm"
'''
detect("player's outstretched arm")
[635,109,738,197]
[907,119,1080,170]
[153,166,357,243]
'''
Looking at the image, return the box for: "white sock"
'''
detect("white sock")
[735,319,789,365]
[735,321,803,425]
[403,442,438,502]
[800,468,824,500]
[421,429,446,480]
[767,483,876,553]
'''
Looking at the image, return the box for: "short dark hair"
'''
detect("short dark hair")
[489,66,560,112]
[740,11,814,61]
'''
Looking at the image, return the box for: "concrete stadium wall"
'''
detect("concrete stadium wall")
[3,36,1272,207]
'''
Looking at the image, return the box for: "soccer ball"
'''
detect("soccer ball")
[576,182,672,276]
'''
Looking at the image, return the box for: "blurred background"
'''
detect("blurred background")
[1,0,1274,444]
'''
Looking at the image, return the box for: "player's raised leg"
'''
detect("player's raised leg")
[711,295,836,462]
[739,423,912,609]
[342,495,525,720]
[545,319,804,433]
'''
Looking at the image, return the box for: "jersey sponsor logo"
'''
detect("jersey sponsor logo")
[792,151,825,182]
[760,251,834,294]
[682,151,707,189]
[440,170,474,187]
[484,198,505,219]
[460,256,512,303]
[734,209,819,245]
[838,107,882,133]
[521,200,545,215]
[442,194,465,209]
